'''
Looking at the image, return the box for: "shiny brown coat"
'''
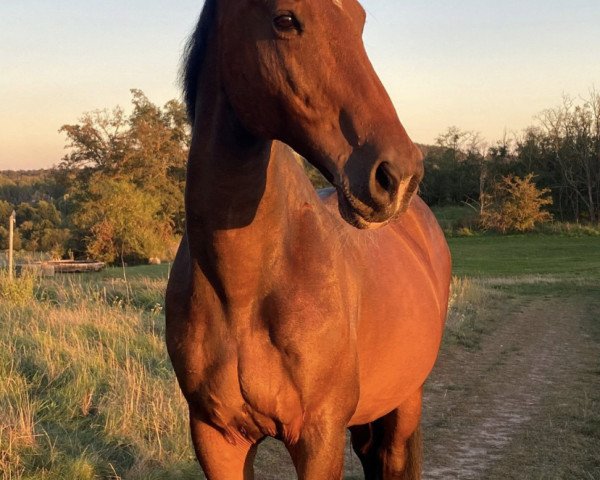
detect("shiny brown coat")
[166,1,451,478]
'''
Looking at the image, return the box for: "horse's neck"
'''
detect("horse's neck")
[184,43,328,307]
[186,105,317,307]
[185,42,304,232]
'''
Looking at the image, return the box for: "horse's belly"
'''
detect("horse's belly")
[350,253,445,425]
[350,314,442,425]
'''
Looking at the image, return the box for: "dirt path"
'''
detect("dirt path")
[422,296,600,479]
[252,296,600,478]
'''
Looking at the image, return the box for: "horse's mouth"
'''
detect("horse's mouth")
[336,190,400,230]
[335,176,419,230]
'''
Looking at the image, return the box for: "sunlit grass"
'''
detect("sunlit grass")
[0,271,200,480]
[0,271,35,307]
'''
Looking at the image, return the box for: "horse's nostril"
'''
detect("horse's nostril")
[374,162,397,196]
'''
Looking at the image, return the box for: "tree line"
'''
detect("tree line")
[1,90,598,264]
[420,91,600,225]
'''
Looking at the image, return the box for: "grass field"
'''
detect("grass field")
[1,231,599,479]
[444,232,600,347]
[449,234,600,278]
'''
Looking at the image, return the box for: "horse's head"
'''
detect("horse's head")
[217,0,423,228]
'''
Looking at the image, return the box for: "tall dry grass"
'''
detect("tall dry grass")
[0,271,35,307]
[0,273,199,480]
[445,276,502,350]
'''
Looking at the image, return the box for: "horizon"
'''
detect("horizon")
[1,0,599,170]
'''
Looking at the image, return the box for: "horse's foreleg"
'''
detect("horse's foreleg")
[379,389,423,480]
[189,411,258,480]
[286,420,346,480]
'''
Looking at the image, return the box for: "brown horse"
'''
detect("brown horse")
[165,0,451,478]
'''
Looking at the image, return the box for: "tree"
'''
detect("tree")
[59,90,189,225]
[480,174,553,233]
[72,177,170,263]
[0,170,63,205]
[0,200,13,225]
[420,91,600,225]
[121,90,189,233]
[0,227,21,251]
[420,127,485,206]
[537,92,600,223]
[9,201,68,254]
[58,90,191,259]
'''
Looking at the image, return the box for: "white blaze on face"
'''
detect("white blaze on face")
[333,0,344,9]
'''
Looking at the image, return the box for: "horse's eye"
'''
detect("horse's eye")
[273,14,297,31]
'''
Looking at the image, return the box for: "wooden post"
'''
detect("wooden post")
[8,210,15,280]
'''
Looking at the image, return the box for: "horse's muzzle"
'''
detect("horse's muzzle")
[336,170,421,230]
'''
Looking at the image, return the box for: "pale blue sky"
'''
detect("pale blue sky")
[1,0,599,169]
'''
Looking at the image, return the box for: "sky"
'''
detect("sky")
[1,0,599,170]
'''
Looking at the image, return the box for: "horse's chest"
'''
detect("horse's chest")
[183,316,306,444]
[175,253,356,443]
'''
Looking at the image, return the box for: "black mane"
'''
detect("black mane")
[181,0,218,125]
